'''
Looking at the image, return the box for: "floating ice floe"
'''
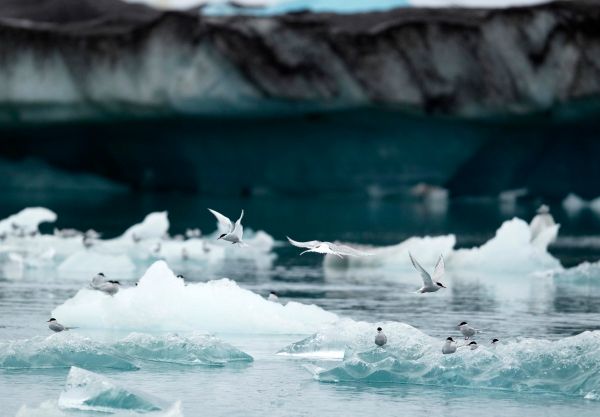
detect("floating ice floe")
[301,324,600,399]
[0,207,56,236]
[59,366,169,413]
[325,218,561,274]
[0,332,252,370]
[0,208,277,277]
[0,333,138,370]
[53,261,337,333]
[548,260,600,286]
[450,218,561,273]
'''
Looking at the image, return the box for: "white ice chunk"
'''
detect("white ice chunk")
[0,207,57,235]
[53,260,338,333]
[120,212,169,241]
[58,367,168,413]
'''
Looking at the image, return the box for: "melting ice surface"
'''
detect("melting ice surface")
[53,260,337,333]
[0,332,252,370]
[284,321,600,400]
[58,367,168,413]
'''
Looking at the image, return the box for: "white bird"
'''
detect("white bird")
[468,341,478,350]
[442,337,457,354]
[409,253,446,293]
[458,321,479,340]
[267,291,279,302]
[287,237,372,258]
[90,272,120,296]
[208,208,246,245]
[530,204,556,243]
[47,318,73,332]
[375,327,387,347]
[491,338,499,347]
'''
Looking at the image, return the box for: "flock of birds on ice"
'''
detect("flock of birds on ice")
[41,204,558,355]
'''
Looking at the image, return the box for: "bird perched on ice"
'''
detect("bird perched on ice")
[90,272,120,296]
[529,204,557,243]
[442,337,457,354]
[47,318,73,332]
[409,253,446,293]
[457,321,479,340]
[468,341,478,350]
[267,291,279,302]
[375,327,387,347]
[287,237,372,258]
[208,208,246,245]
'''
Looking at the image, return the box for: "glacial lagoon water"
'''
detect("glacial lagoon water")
[2,193,600,416]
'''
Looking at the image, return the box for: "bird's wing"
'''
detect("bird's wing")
[330,243,373,257]
[432,254,445,282]
[208,209,233,233]
[409,252,433,286]
[232,209,244,239]
[287,236,320,249]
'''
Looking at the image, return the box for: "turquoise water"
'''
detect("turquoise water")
[2,195,600,416]
[203,0,410,15]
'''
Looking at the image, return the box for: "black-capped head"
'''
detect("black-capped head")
[218,234,227,240]
[98,273,104,277]
[468,341,477,345]
[47,318,56,322]
[492,338,499,343]
[446,337,454,342]
[270,291,277,295]
[436,282,446,288]
[377,327,382,332]
[177,275,184,279]
[108,280,120,285]
[459,321,467,326]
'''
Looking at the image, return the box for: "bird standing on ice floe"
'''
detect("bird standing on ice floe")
[457,322,479,340]
[442,337,457,354]
[287,237,372,258]
[375,327,387,347]
[47,318,73,332]
[208,208,246,246]
[90,272,120,296]
[267,291,279,302]
[409,253,446,293]
[529,204,556,243]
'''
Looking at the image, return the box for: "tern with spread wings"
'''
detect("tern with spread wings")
[287,237,372,258]
[208,208,246,245]
[409,253,446,293]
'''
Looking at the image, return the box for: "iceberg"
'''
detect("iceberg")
[119,212,169,241]
[549,260,600,286]
[58,367,168,413]
[279,319,428,360]
[0,332,252,370]
[53,260,338,333]
[0,334,138,370]
[0,208,57,235]
[305,327,600,399]
[114,333,253,366]
[450,218,562,273]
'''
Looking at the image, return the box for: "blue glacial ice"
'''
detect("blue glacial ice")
[0,334,138,371]
[16,400,183,417]
[114,333,253,366]
[296,322,600,400]
[52,260,338,333]
[58,366,169,413]
[0,332,252,370]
